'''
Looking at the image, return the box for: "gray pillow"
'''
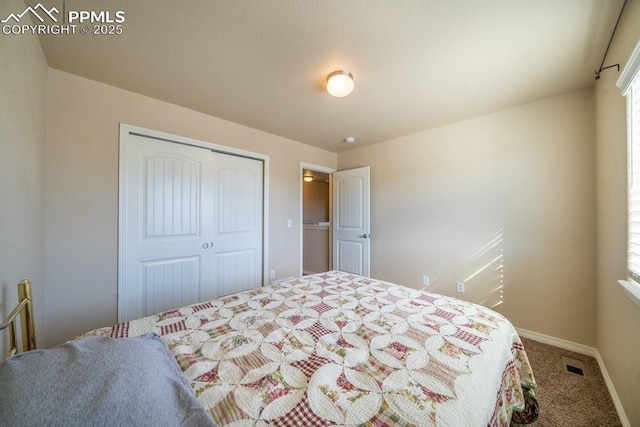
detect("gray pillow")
[0,333,217,427]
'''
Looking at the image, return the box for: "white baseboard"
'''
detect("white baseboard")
[594,349,630,427]
[516,328,629,427]
[515,327,596,357]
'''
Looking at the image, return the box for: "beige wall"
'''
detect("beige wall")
[303,227,330,273]
[44,69,336,347]
[595,1,640,424]
[339,89,597,346]
[0,0,47,351]
[303,180,330,224]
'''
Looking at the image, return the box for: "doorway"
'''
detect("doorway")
[302,168,330,274]
[299,163,372,277]
[300,163,336,276]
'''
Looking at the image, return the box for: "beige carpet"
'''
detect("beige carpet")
[520,337,621,426]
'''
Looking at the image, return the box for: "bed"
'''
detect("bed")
[1,272,538,426]
[0,279,36,356]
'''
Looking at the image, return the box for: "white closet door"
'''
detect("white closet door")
[212,152,263,297]
[120,133,263,321]
[332,166,370,276]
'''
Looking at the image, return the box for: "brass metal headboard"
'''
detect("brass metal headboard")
[1,279,37,356]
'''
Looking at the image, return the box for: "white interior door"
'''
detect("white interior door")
[120,133,263,321]
[212,152,263,297]
[332,166,370,276]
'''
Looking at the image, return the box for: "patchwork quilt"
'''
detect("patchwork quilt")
[82,271,537,426]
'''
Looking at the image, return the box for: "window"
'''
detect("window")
[627,75,640,281]
[618,39,640,307]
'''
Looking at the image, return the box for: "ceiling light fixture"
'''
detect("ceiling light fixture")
[327,70,355,97]
[303,174,314,183]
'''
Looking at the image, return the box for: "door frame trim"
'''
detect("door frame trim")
[118,123,270,321]
[299,162,337,277]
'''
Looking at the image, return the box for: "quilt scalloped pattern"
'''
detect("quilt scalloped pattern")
[84,272,536,426]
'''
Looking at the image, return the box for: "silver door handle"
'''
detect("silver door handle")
[359,234,370,239]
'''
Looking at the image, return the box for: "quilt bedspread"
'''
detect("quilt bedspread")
[83,271,536,426]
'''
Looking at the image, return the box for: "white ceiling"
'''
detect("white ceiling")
[29,0,624,152]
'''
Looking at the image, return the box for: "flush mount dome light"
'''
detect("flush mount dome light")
[327,70,355,97]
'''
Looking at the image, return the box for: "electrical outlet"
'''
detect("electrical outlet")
[422,275,430,286]
[287,219,292,228]
[456,281,465,293]
[270,270,276,280]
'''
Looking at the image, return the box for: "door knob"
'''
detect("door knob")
[359,234,370,239]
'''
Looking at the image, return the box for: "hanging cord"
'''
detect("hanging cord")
[595,0,628,80]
